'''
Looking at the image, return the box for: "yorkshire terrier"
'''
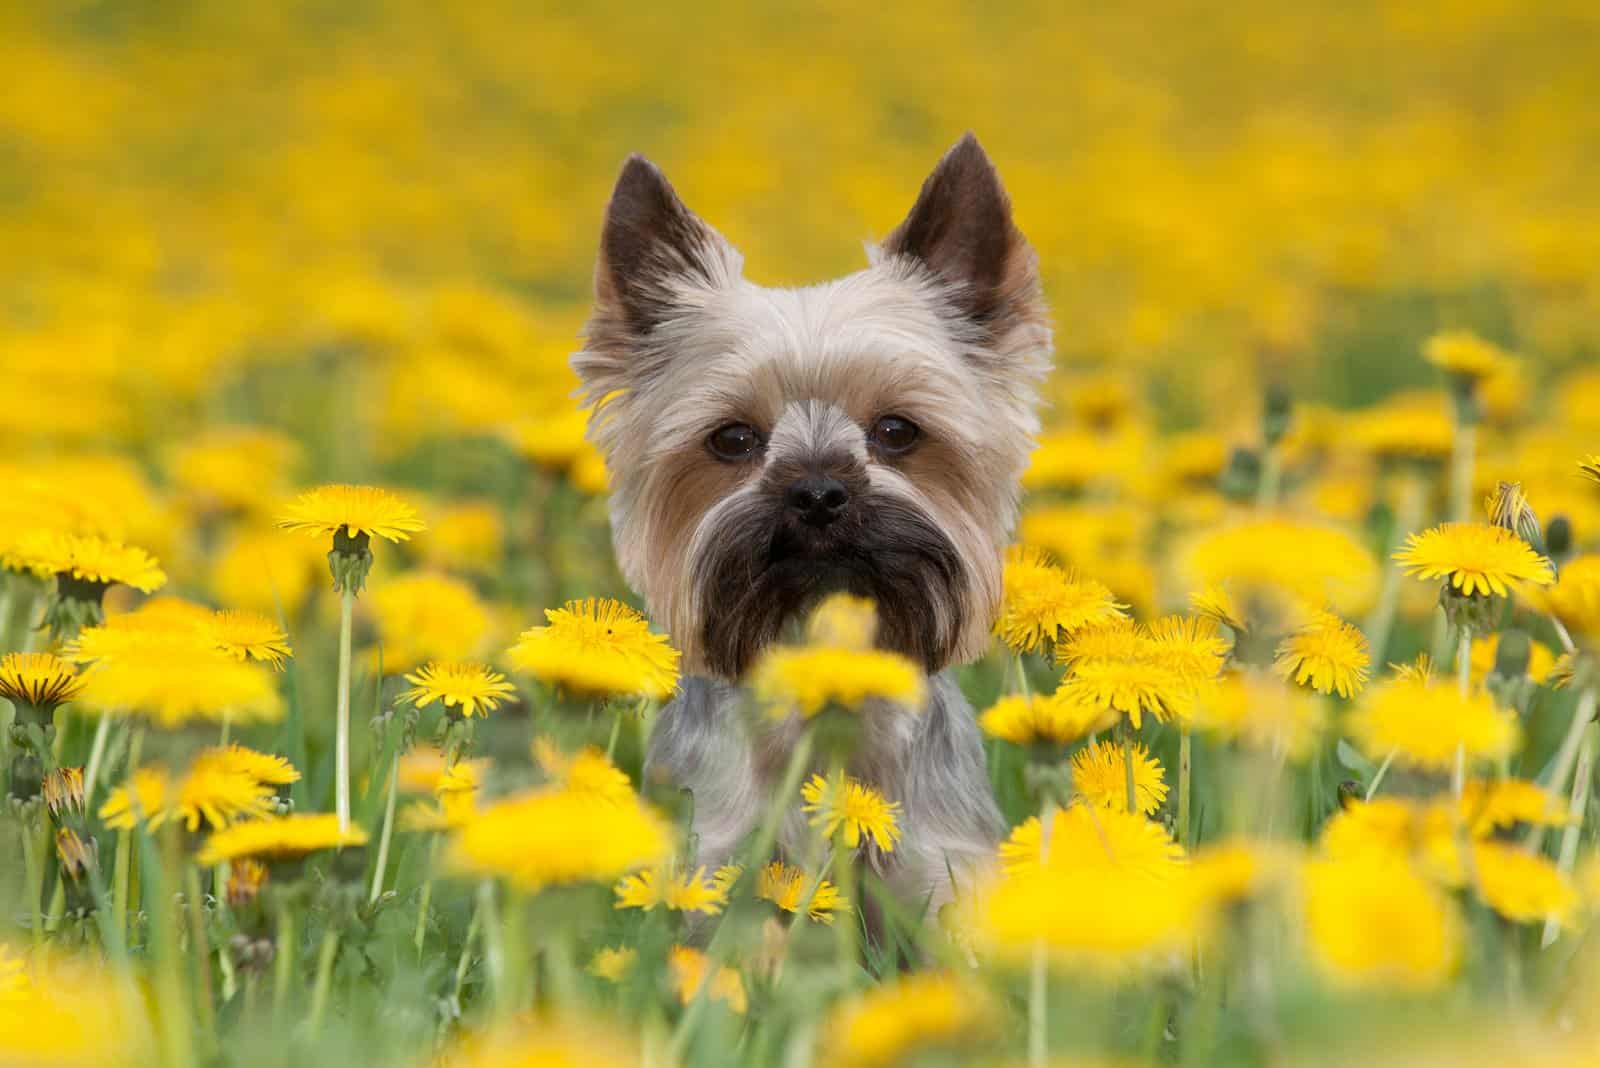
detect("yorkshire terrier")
[573,134,1050,911]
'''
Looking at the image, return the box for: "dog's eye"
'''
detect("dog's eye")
[869,415,920,455]
[708,422,763,461]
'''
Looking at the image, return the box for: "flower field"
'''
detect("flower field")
[5,2,1600,1066]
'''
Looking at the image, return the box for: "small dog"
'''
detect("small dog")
[573,133,1050,911]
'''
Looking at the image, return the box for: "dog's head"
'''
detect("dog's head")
[574,134,1051,679]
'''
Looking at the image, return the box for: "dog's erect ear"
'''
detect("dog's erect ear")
[592,155,738,343]
[881,133,1043,338]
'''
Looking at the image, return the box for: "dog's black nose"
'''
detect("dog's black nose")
[786,476,849,526]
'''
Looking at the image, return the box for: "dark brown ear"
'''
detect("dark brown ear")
[594,155,736,340]
[881,133,1040,332]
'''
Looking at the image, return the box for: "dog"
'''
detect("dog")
[573,133,1050,912]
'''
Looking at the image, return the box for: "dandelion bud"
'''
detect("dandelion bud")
[1262,383,1293,447]
[1492,629,1532,679]
[327,527,375,595]
[227,859,268,908]
[1337,780,1364,809]
[1484,481,1542,552]
[1220,447,1262,500]
[1546,515,1573,560]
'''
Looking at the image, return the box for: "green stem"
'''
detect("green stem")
[1528,689,1599,853]
[1256,444,1281,510]
[477,880,509,1017]
[22,819,45,952]
[1543,721,1597,948]
[335,586,356,832]
[1454,628,1471,799]
[454,900,484,993]
[273,902,297,1027]
[82,714,113,809]
[308,926,341,1030]
[1450,418,1476,524]
[605,707,624,762]
[1365,749,1398,800]
[112,828,132,947]
[185,864,216,1051]
[1028,795,1056,1068]
[1178,728,1193,850]
[414,837,440,957]
[1364,472,1425,666]
[368,765,398,903]
[1121,719,1137,814]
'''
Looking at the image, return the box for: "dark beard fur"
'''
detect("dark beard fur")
[694,490,968,679]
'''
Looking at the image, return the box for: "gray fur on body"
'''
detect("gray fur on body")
[646,672,1003,912]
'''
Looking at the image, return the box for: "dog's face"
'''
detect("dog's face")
[574,134,1051,679]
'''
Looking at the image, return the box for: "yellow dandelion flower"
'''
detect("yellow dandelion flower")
[1424,329,1513,381]
[205,609,293,667]
[752,646,925,717]
[822,973,997,1068]
[998,804,1184,877]
[400,661,515,718]
[417,500,505,575]
[1318,798,1465,886]
[993,546,1126,653]
[1301,854,1462,991]
[1471,841,1577,927]
[276,484,426,543]
[98,767,170,830]
[1070,740,1167,815]
[1395,522,1553,598]
[667,946,746,1015]
[804,593,879,650]
[396,748,488,795]
[400,790,478,832]
[532,738,635,804]
[1348,392,1454,464]
[211,744,300,787]
[1190,670,1326,760]
[196,814,369,866]
[437,1017,638,1068]
[588,946,636,982]
[209,527,325,616]
[446,785,669,892]
[167,424,301,516]
[800,773,902,852]
[1181,517,1377,620]
[1531,554,1600,639]
[755,861,848,924]
[508,597,680,700]
[1347,675,1520,773]
[614,866,727,915]
[1459,778,1566,835]
[977,692,1115,748]
[0,652,84,713]
[1273,611,1371,698]
[1144,614,1229,690]
[0,955,152,1066]
[1059,656,1186,731]
[11,530,167,593]
[369,571,495,672]
[77,650,283,727]
[165,750,280,831]
[981,807,1194,972]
